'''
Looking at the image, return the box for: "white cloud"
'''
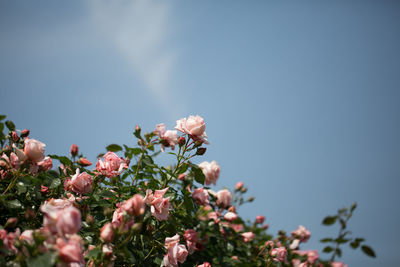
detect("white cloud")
[87,0,179,118]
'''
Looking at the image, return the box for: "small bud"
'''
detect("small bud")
[40,185,50,195]
[21,129,30,137]
[228,206,236,213]
[247,196,254,202]
[5,217,18,228]
[178,137,186,146]
[255,215,265,224]
[194,140,203,147]
[131,223,142,233]
[262,224,269,230]
[135,125,141,132]
[86,215,94,224]
[178,173,186,181]
[235,182,244,191]
[78,157,92,166]
[11,131,19,142]
[241,187,248,193]
[196,147,207,155]
[70,144,79,157]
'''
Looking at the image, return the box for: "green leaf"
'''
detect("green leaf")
[336,248,342,257]
[87,247,102,258]
[16,182,27,194]
[322,216,337,225]
[191,163,205,185]
[335,238,350,244]
[350,241,360,249]
[322,246,334,253]
[50,178,61,189]
[7,199,22,209]
[320,238,333,243]
[106,144,122,152]
[49,155,72,166]
[0,115,6,121]
[5,120,15,131]
[361,245,376,258]
[0,123,4,133]
[27,252,57,267]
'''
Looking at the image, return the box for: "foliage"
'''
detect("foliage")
[0,115,375,266]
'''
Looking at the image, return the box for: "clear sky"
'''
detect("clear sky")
[1,1,399,266]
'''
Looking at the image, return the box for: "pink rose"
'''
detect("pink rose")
[100,223,115,243]
[68,169,93,195]
[24,138,46,162]
[241,232,255,242]
[9,152,21,169]
[224,212,238,222]
[256,215,265,224]
[192,187,209,205]
[294,250,319,264]
[120,194,145,216]
[235,181,244,190]
[144,188,171,221]
[216,189,232,208]
[41,198,74,233]
[96,152,128,178]
[58,235,84,264]
[331,262,348,267]
[198,161,220,186]
[163,242,188,267]
[291,225,311,243]
[165,234,180,248]
[37,156,52,171]
[155,123,179,152]
[175,115,209,144]
[198,263,211,267]
[271,247,287,262]
[112,208,135,232]
[56,206,82,235]
[20,230,34,245]
[184,229,198,254]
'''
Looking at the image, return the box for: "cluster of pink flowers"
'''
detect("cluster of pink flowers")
[96,151,128,178]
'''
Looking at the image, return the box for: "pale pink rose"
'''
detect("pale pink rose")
[112,208,135,232]
[9,152,20,169]
[120,194,145,216]
[58,235,84,264]
[294,250,319,264]
[70,144,79,157]
[96,152,128,178]
[331,262,348,267]
[231,223,244,232]
[184,229,198,254]
[78,157,92,166]
[155,123,179,152]
[163,242,188,267]
[224,212,238,222]
[256,215,265,224]
[241,232,255,242]
[24,138,46,162]
[56,206,82,235]
[69,169,93,195]
[192,187,209,205]
[100,223,114,243]
[20,230,34,245]
[37,156,52,171]
[290,239,300,249]
[144,188,171,221]
[291,225,311,243]
[198,161,220,186]
[198,262,211,267]
[235,181,244,190]
[175,115,209,144]
[41,198,74,233]
[102,244,113,256]
[232,256,239,261]
[216,189,232,208]
[165,234,180,248]
[0,153,10,168]
[1,230,18,253]
[271,247,287,262]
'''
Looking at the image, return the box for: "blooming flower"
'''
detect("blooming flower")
[96,152,128,178]
[198,161,220,186]
[216,189,232,208]
[291,225,311,243]
[271,247,287,262]
[155,123,179,152]
[192,187,209,205]
[144,188,171,221]
[24,138,46,162]
[241,232,255,242]
[175,115,209,144]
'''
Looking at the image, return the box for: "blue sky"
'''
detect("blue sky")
[1,1,399,266]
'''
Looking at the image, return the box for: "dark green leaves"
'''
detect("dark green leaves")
[322,216,337,225]
[106,144,122,152]
[361,245,376,258]
[322,246,334,253]
[50,178,61,189]
[5,120,15,131]
[26,252,57,267]
[320,238,333,243]
[49,155,72,166]
[7,199,22,209]
[0,115,6,121]
[190,163,205,185]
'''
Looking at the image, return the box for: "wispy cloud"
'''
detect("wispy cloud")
[87,0,179,118]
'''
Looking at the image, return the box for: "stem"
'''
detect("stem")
[2,171,19,195]
[132,152,144,185]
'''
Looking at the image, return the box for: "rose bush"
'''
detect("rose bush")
[0,114,375,266]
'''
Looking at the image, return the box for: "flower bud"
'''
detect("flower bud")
[178,137,186,146]
[196,147,207,155]
[21,129,30,137]
[78,157,92,166]
[100,223,114,243]
[256,215,265,224]
[70,144,79,157]
[241,187,248,193]
[40,185,50,195]
[86,214,94,225]
[5,217,18,228]
[178,173,186,181]
[228,206,236,213]
[11,131,18,142]
[247,196,254,202]
[235,182,244,191]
